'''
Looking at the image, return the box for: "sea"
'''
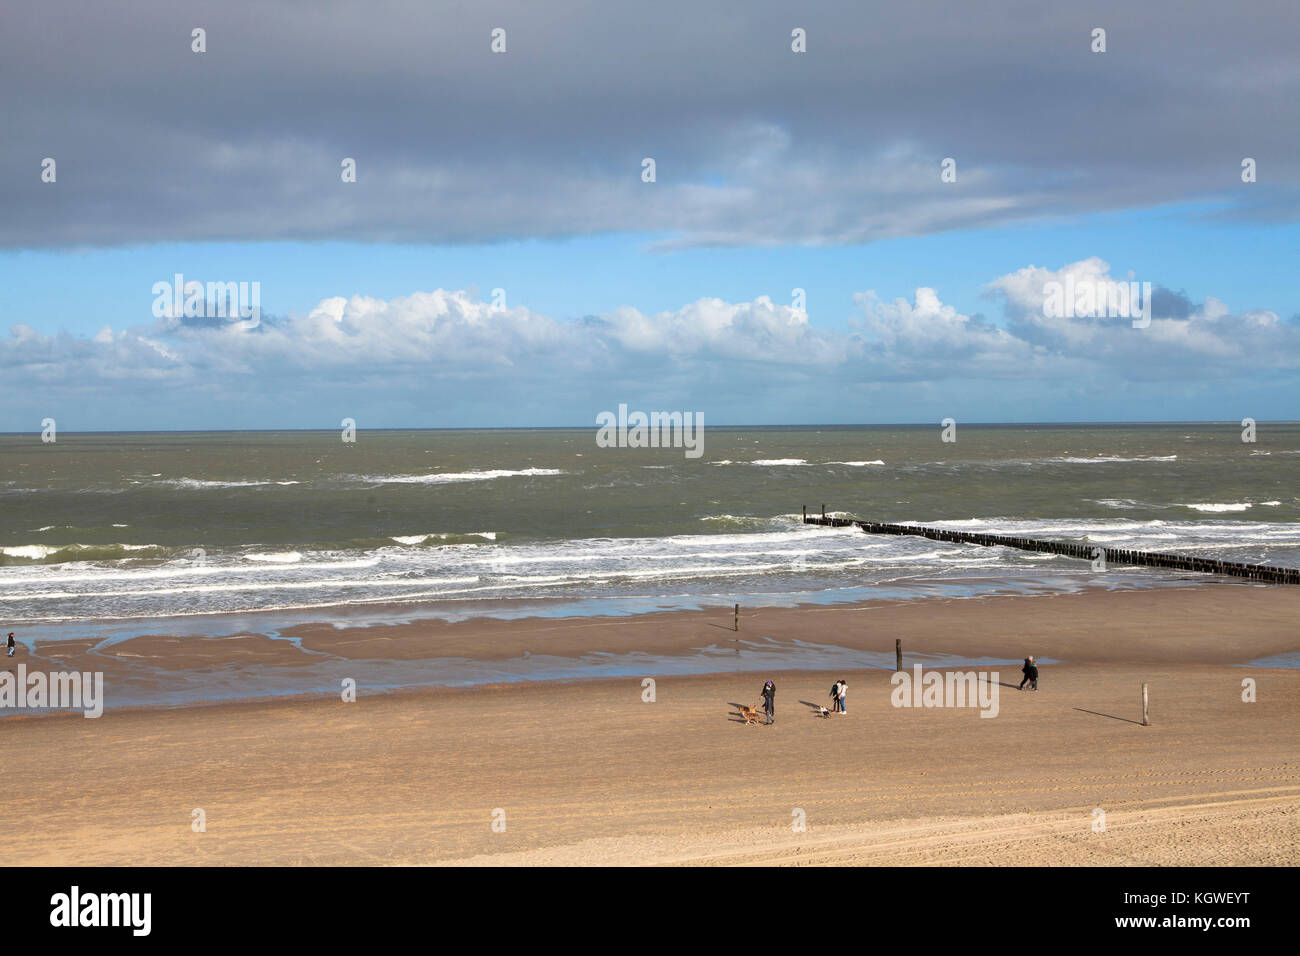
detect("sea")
[2,422,1297,630]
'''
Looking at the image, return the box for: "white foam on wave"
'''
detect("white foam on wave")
[390,531,498,545]
[2,543,160,560]
[1045,455,1178,464]
[358,468,564,484]
[161,478,282,489]
[1182,502,1253,513]
[1091,498,1143,509]
[750,459,809,466]
[0,556,383,587]
[3,545,59,560]
[827,460,885,466]
[8,510,1300,624]
[0,574,487,603]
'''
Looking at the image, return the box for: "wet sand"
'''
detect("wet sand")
[17,582,1300,683]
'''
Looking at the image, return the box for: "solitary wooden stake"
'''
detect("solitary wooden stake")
[1141,682,1150,726]
[734,603,739,632]
[802,505,807,521]
[895,638,903,672]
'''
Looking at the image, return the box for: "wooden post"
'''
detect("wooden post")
[1141,683,1150,726]
[734,603,739,632]
[802,505,807,521]
[821,503,826,518]
[895,638,902,672]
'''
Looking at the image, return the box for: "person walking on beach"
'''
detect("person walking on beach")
[837,678,848,714]
[828,679,842,713]
[761,680,776,725]
[1019,656,1039,691]
[5,632,13,658]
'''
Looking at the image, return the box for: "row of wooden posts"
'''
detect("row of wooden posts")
[801,505,1300,585]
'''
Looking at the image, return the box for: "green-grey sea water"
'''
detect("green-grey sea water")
[2,423,1297,625]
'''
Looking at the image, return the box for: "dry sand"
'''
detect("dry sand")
[2,585,1297,866]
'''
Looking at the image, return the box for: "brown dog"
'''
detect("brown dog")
[737,704,763,725]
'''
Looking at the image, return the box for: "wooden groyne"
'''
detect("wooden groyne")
[801,505,1300,585]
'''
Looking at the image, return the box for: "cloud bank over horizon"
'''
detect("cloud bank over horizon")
[4,259,1295,430]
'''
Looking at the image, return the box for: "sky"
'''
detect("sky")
[1,0,1297,430]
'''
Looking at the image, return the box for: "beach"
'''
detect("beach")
[3,584,1297,866]
[5,0,1300,900]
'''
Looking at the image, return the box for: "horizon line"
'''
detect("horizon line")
[1,419,1293,436]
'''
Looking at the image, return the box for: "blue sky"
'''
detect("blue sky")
[5,202,1296,338]
[2,0,1297,430]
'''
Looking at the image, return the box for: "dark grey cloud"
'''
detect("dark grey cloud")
[2,0,1297,249]
[1151,286,1194,320]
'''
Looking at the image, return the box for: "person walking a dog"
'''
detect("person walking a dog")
[837,678,847,714]
[761,680,775,724]
[828,679,841,713]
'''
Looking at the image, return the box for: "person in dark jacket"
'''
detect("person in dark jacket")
[1019,657,1033,690]
[761,680,775,724]
[5,632,14,658]
[1027,657,1039,691]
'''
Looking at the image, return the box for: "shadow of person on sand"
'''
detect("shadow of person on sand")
[798,699,836,718]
